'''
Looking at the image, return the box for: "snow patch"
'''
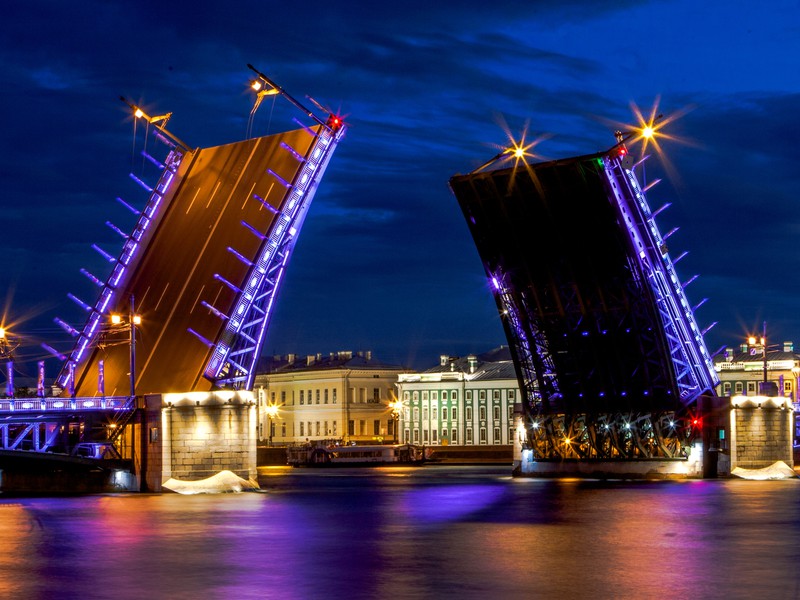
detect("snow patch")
[163,470,260,494]
[731,461,798,480]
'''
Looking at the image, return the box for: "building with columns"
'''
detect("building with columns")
[253,351,407,445]
[395,347,520,447]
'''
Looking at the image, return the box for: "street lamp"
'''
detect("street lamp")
[748,321,769,394]
[265,404,279,447]
[110,294,141,400]
[389,398,403,445]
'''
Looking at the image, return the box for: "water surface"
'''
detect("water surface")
[1,466,798,599]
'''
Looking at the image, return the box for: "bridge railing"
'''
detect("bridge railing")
[0,396,133,413]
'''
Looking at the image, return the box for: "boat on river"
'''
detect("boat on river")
[287,443,426,467]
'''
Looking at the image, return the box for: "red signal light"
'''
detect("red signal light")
[618,146,628,156]
[327,114,343,131]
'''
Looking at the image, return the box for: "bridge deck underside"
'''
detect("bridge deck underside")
[72,128,318,396]
[451,156,682,415]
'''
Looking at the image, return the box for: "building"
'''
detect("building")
[714,340,800,401]
[395,347,520,447]
[253,351,407,445]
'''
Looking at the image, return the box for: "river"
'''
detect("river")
[1,465,799,599]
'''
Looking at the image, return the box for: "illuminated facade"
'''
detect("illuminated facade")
[714,341,800,401]
[450,143,718,464]
[253,352,406,445]
[395,347,520,447]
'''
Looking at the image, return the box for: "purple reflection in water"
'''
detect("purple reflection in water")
[1,467,799,599]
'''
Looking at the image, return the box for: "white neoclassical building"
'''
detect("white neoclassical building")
[395,347,520,447]
[253,351,407,445]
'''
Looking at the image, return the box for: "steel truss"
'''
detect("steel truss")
[205,123,346,389]
[601,157,718,403]
[56,135,186,391]
[525,411,697,459]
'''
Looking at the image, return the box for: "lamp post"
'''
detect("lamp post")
[265,404,279,447]
[389,398,403,445]
[792,366,800,404]
[111,294,141,400]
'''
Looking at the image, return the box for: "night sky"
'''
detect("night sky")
[1,1,798,380]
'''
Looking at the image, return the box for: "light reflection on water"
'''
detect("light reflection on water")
[1,466,800,599]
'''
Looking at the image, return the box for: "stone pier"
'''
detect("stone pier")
[143,391,258,492]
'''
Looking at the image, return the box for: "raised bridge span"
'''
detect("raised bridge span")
[450,142,719,467]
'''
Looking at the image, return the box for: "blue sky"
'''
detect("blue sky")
[1,0,799,377]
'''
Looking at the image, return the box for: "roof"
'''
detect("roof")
[256,351,405,375]
[420,346,518,381]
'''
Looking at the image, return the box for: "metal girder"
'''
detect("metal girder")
[206,124,346,389]
[525,411,696,460]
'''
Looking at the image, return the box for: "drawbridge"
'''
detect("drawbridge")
[0,67,345,460]
[450,136,718,461]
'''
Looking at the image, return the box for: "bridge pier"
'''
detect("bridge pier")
[142,391,258,492]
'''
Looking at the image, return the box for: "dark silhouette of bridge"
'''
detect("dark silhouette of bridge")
[450,141,718,462]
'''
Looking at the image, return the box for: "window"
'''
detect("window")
[388,419,395,436]
[466,428,473,443]
[333,389,337,404]
[308,390,312,404]
[413,391,419,401]
[422,391,429,401]
[259,422,263,439]
[451,429,457,444]
[281,391,286,404]
[413,407,420,422]
[423,429,429,443]
[333,421,337,436]
[271,391,276,403]
[404,429,410,443]
[432,429,438,443]
[480,427,487,444]
[360,420,366,435]
[281,423,286,437]
[479,390,486,401]
[452,407,458,421]
[509,389,515,401]
[508,406,513,420]
[747,382,756,393]
[348,420,355,436]
[404,391,410,401]
[300,390,305,405]
[308,422,311,437]
[493,390,500,401]
[494,427,501,444]
[480,406,487,421]
[441,429,448,440]
[316,390,320,404]
[785,381,793,393]
[509,427,514,442]
[466,390,473,401]
[442,390,448,400]
[466,406,472,421]
[493,406,500,421]
[423,407,429,421]
[432,407,438,421]
[443,407,449,421]
[324,421,329,436]
[432,391,438,400]
[324,389,329,404]
[374,420,380,436]
[723,382,732,395]
[413,429,419,442]
[373,388,380,402]
[300,422,305,436]
[316,421,320,436]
